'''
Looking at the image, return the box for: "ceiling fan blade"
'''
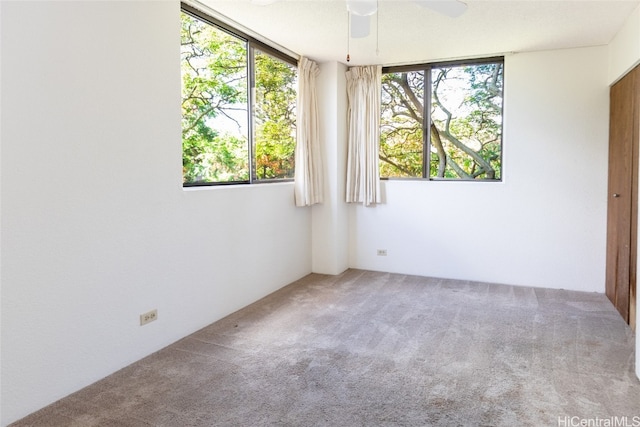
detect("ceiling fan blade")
[350,13,370,38]
[346,0,378,17]
[414,0,467,18]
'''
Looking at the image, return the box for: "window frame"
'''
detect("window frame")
[181,3,298,187]
[381,56,505,182]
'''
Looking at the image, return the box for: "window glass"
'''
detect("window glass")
[254,50,297,180]
[380,60,504,180]
[181,12,249,184]
[431,63,503,179]
[380,70,424,178]
[180,9,298,186]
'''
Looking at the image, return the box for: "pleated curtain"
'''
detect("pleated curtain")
[294,57,324,207]
[345,65,382,206]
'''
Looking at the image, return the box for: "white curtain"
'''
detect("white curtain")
[345,65,382,206]
[294,57,323,207]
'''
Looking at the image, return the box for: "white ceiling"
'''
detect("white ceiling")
[198,0,640,66]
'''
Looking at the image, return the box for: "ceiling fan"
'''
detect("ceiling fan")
[251,0,468,38]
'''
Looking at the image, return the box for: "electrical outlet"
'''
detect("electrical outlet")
[377,249,387,256]
[140,309,158,326]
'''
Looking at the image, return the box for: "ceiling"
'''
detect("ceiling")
[198,0,640,66]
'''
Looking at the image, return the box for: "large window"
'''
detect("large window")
[380,59,504,180]
[181,5,297,186]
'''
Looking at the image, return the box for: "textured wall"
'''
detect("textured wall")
[0,1,312,425]
[348,47,609,293]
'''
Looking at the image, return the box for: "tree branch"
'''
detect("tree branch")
[379,153,416,176]
[430,124,447,177]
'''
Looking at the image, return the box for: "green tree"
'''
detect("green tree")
[181,12,297,184]
[380,63,503,179]
[181,12,249,183]
[380,71,425,177]
[254,51,297,180]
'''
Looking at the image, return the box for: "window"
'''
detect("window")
[180,5,297,186]
[380,59,504,180]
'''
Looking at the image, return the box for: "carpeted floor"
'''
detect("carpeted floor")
[11,269,640,426]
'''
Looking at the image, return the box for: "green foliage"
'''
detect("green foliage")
[381,63,504,180]
[380,71,425,177]
[180,12,296,184]
[254,51,297,180]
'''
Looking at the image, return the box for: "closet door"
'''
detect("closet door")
[606,65,638,329]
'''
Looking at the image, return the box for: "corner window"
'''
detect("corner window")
[380,59,504,180]
[181,5,297,186]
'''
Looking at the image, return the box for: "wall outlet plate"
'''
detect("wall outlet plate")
[377,249,387,256]
[140,309,158,326]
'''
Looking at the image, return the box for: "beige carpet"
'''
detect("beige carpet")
[11,269,640,426]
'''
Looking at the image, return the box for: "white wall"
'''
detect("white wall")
[349,46,610,293]
[1,1,636,424]
[609,3,640,85]
[0,1,311,425]
[312,62,349,275]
